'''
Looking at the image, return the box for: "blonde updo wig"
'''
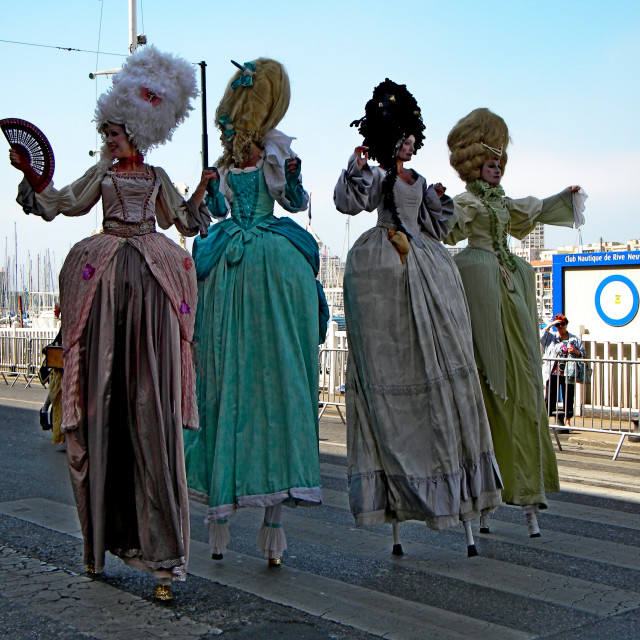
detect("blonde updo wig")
[447,108,510,184]
[215,58,291,168]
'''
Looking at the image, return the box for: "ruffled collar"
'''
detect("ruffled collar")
[228,129,295,175]
[229,153,264,174]
[467,179,505,201]
[263,128,296,167]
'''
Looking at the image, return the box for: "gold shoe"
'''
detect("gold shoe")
[154,584,172,601]
[268,557,282,568]
[86,562,97,576]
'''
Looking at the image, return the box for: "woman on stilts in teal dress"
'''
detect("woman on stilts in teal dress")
[184,58,328,566]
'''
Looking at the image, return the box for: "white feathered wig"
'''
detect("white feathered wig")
[94,45,198,156]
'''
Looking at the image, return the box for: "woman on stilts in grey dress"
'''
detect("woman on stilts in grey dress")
[9,47,213,601]
[334,79,502,556]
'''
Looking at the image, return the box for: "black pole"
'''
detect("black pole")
[199,61,208,169]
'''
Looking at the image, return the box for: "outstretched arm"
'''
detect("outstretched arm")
[13,158,103,222]
[155,166,213,237]
[192,168,219,205]
[334,148,378,215]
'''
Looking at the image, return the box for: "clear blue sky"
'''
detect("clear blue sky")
[2,0,639,282]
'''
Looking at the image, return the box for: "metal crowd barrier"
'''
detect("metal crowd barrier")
[0,330,58,388]
[5,333,637,462]
[318,348,347,423]
[543,355,640,460]
[318,349,640,461]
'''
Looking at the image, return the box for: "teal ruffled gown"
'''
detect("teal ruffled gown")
[184,148,326,559]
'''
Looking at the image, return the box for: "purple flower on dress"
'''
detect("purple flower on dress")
[82,263,95,281]
[183,257,193,271]
[180,300,190,314]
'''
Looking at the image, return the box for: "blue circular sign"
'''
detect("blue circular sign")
[594,275,639,326]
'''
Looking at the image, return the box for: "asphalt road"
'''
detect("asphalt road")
[1,383,640,639]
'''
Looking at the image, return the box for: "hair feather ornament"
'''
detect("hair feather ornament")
[94,45,198,155]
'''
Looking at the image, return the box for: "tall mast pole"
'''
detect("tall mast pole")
[199,62,209,169]
[14,223,18,298]
[128,0,137,53]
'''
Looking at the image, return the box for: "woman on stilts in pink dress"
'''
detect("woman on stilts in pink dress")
[9,46,214,601]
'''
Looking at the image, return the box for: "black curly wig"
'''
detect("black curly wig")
[351,79,425,166]
[351,79,425,236]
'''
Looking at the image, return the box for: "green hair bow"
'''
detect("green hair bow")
[230,60,256,89]
[217,114,235,140]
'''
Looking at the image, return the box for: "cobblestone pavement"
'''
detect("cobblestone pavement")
[0,546,221,639]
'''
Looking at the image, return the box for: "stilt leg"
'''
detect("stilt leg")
[258,504,287,566]
[523,505,541,538]
[479,510,491,534]
[154,577,172,602]
[392,521,404,556]
[464,520,478,557]
[209,518,230,560]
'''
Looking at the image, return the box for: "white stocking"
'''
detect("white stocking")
[523,505,541,537]
[257,504,287,559]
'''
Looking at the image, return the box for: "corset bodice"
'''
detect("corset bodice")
[228,167,275,229]
[376,175,425,245]
[101,168,160,226]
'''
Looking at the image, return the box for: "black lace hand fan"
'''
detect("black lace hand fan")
[1,118,55,193]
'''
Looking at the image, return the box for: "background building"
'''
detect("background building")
[520,222,545,250]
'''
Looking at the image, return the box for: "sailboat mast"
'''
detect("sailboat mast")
[14,223,18,306]
[128,0,138,53]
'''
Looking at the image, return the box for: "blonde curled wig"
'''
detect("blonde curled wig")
[215,58,291,168]
[447,108,510,184]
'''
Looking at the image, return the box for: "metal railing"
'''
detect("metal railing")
[0,329,58,388]
[318,348,347,423]
[4,332,638,461]
[543,355,640,460]
[317,347,639,461]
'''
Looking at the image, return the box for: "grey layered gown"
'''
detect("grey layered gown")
[334,155,502,530]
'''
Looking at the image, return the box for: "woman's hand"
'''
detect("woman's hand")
[200,168,218,188]
[193,167,219,205]
[568,343,581,356]
[433,183,447,198]
[204,168,220,202]
[9,148,30,173]
[9,147,43,191]
[568,185,580,193]
[354,145,369,170]
[545,319,560,332]
[286,157,301,175]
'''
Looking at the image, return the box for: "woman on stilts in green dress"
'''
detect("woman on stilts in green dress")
[445,108,586,537]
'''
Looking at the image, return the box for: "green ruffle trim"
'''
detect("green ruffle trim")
[467,180,517,273]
